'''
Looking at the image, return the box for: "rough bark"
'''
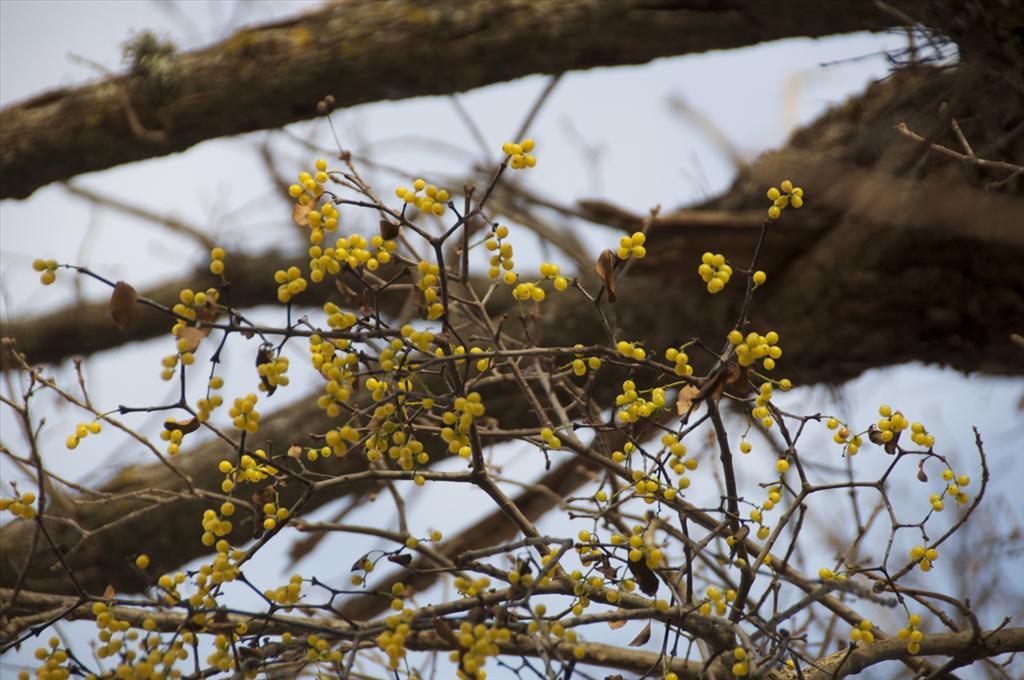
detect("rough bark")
[0,0,910,199]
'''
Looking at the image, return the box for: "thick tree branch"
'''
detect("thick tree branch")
[0,0,907,199]
[771,626,1024,679]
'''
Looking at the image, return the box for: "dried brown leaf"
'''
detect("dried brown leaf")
[628,621,652,647]
[595,249,618,303]
[102,584,116,600]
[387,553,413,567]
[607,611,628,630]
[177,326,210,352]
[292,200,312,226]
[109,281,139,332]
[627,559,659,596]
[335,279,365,307]
[380,218,401,241]
[163,417,200,435]
[675,385,701,415]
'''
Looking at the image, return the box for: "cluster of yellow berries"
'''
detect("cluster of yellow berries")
[910,544,940,572]
[664,345,693,376]
[539,426,562,450]
[615,379,667,423]
[766,179,804,220]
[909,421,936,448]
[502,138,537,169]
[826,417,864,454]
[196,375,225,422]
[159,420,193,456]
[218,449,278,494]
[897,613,925,654]
[157,570,188,606]
[610,441,636,464]
[539,262,569,290]
[512,280,547,302]
[264,574,303,607]
[307,201,339,233]
[818,566,849,582]
[440,392,486,458]
[698,252,733,293]
[930,468,970,510]
[200,506,233,547]
[29,637,71,680]
[262,499,290,532]
[1,491,37,520]
[616,231,647,260]
[31,258,59,285]
[229,393,260,433]
[570,347,602,377]
[875,405,909,444]
[273,265,308,304]
[65,420,102,450]
[257,353,290,393]
[850,619,876,643]
[611,525,666,568]
[661,433,697,482]
[396,178,450,217]
[450,620,513,679]
[303,632,344,665]
[416,260,445,320]
[728,328,782,371]
[699,585,737,616]
[616,339,647,361]
[171,287,217,323]
[209,246,226,275]
[287,158,328,206]
[400,323,436,353]
[90,601,140,660]
[732,646,751,676]
[374,606,413,671]
[750,381,777,430]
[485,224,517,283]
[206,631,244,673]
[311,333,358,418]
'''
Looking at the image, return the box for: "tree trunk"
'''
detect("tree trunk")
[0,0,907,199]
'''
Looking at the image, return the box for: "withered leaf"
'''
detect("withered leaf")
[627,559,659,596]
[595,249,618,302]
[351,552,371,572]
[109,281,139,332]
[628,621,652,647]
[335,279,365,306]
[387,553,413,567]
[163,417,200,435]
[102,584,116,600]
[177,326,210,352]
[292,199,312,226]
[607,611,627,630]
[709,361,743,404]
[434,617,459,647]
[675,385,701,415]
[252,486,275,509]
[380,218,401,241]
